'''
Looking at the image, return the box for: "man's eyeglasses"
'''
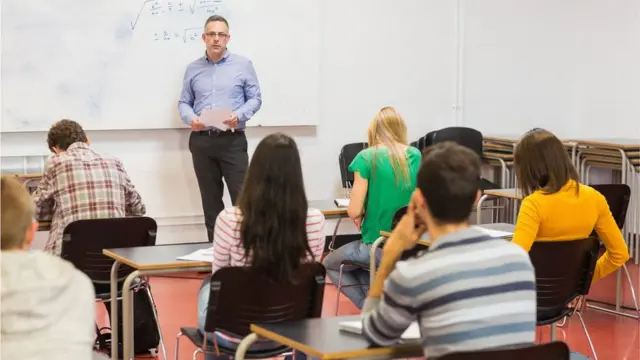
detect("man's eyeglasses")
[204,32,228,38]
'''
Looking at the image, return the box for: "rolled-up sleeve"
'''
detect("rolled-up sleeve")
[236,60,262,123]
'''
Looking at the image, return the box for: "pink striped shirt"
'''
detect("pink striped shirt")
[211,207,326,274]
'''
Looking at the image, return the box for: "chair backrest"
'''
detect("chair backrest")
[338,142,368,188]
[203,262,326,338]
[528,237,599,318]
[590,184,631,229]
[424,127,484,159]
[391,206,408,230]
[438,342,570,360]
[60,217,158,283]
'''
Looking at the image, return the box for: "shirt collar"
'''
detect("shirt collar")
[204,49,231,64]
[66,142,90,152]
[428,226,491,251]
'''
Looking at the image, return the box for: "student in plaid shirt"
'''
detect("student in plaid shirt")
[32,119,146,255]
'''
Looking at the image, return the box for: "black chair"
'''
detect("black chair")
[423,127,502,191]
[589,184,638,314]
[175,263,326,360]
[438,341,570,360]
[528,237,600,360]
[59,216,165,357]
[335,206,425,314]
[338,142,367,195]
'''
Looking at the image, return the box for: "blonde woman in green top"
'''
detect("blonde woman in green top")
[323,106,421,309]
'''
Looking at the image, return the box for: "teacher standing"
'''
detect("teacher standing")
[178,15,262,242]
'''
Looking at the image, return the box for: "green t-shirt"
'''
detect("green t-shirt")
[348,146,422,244]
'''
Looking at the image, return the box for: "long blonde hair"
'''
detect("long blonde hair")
[367,106,410,187]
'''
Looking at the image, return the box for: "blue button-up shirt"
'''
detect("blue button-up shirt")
[178,50,262,130]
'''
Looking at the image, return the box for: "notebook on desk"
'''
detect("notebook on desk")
[339,320,421,341]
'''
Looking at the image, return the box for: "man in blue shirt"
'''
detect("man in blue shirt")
[178,15,262,242]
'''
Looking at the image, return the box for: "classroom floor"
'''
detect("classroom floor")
[96,264,640,360]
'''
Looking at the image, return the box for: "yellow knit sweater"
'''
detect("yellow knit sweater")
[512,180,630,282]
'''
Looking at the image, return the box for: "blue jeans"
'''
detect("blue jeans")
[198,281,308,360]
[322,240,382,309]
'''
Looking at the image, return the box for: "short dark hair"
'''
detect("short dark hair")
[514,128,579,197]
[204,15,229,29]
[417,142,481,224]
[47,119,88,151]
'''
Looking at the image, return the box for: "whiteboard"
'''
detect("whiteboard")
[1,0,320,132]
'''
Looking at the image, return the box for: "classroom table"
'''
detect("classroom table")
[103,242,212,360]
[235,316,423,360]
[379,222,515,241]
[309,199,350,251]
[374,223,515,287]
[476,188,522,224]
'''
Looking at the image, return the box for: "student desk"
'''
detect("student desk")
[374,223,514,285]
[379,222,515,241]
[476,188,522,225]
[309,200,350,250]
[103,242,212,360]
[235,316,423,360]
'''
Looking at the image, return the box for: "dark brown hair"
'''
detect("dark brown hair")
[418,142,481,224]
[237,133,313,283]
[47,119,88,152]
[204,15,229,29]
[514,128,580,197]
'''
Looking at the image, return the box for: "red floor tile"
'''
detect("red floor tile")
[96,264,640,360]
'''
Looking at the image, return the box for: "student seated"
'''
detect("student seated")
[361,142,537,358]
[323,106,421,309]
[1,175,96,359]
[511,128,629,282]
[31,119,146,256]
[197,133,325,360]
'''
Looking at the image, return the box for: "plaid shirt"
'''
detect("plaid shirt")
[32,142,146,255]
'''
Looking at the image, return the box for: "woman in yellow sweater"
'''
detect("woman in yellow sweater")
[511,128,629,282]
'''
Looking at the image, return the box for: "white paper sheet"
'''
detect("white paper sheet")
[474,226,514,238]
[176,247,214,262]
[339,320,420,340]
[334,198,350,207]
[199,108,232,130]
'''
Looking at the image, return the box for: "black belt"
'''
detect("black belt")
[198,128,245,136]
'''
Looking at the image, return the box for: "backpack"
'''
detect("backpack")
[95,282,161,357]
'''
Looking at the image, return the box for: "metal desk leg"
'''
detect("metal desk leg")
[328,217,343,251]
[235,332,259,360]
[616,268,622,312]
[110,261,121,360]
[118,265,212,359]
[476,194,489,225]
[122,270,141,360]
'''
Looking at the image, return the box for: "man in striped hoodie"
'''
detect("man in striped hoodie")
[362,142,537,359]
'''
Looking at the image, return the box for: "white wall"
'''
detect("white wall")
[2,0,639,245]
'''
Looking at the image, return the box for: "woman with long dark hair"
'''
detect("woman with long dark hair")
[197,133,325,359]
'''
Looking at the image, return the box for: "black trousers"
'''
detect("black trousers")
[189,130,249,242]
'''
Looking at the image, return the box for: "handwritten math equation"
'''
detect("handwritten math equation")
[131,0,225,43]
